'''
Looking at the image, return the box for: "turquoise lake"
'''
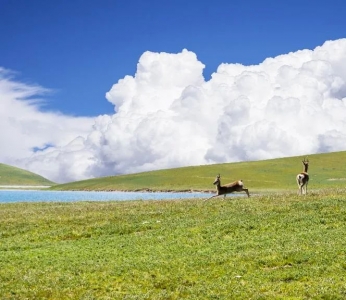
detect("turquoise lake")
[0,190,212,203]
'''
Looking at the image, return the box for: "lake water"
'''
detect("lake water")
[0,190,213,203]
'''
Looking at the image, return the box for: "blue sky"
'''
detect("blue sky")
[1,0,344,117]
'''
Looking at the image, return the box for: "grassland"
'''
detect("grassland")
[50,151,346,193]
[1,190,346,299]
[0,163,54,187]
[2,151,346,299]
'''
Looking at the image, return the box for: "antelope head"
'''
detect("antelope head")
[302,157,309,172]
[213,174,221,185]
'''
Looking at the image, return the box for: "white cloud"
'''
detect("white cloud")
[6,39,346,183]
[0,68,94,181]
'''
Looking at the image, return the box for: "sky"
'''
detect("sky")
[1,0,346,183]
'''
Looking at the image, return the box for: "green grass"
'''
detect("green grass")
[1,190,346,299]
[50,151,346,193]
[0,163,54,187]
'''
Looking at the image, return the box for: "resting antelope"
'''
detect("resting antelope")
[296,158,309,195]
[205,174,250,201]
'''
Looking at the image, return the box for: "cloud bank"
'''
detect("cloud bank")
[7,39,346,183]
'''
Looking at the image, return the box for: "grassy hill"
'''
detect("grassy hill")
[50,151,346,193]
[0,163,55,187]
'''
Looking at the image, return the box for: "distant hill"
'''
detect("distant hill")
[0,163,55,187]
[50,151,346,192]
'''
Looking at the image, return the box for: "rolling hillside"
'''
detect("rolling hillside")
[50,151,346,192]
[0,163,55,187]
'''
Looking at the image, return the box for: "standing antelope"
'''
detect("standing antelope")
[296,158,309,195]
[205,174,250,201]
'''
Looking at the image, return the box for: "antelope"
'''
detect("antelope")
[205,174,250,201]
[296,158,309,195]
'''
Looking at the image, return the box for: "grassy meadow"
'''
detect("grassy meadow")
[1,190,346,299]
[1,151,346,299]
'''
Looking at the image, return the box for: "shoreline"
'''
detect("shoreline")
[50,188,215,193]
[0,187,214,193]
[0,185,51,189]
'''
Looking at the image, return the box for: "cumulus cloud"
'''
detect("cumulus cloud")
[11,39,346,183]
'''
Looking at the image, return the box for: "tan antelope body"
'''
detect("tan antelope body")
[205,174,250,201]
[296,158,309,195]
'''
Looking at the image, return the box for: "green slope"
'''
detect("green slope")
[0,163,55,186]
[50,151,346,192]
